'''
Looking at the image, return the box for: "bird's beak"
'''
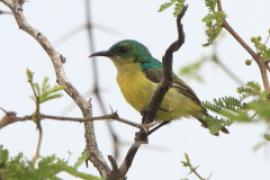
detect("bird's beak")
[89,50,112,58]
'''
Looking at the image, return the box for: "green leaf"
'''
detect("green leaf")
[179,57,206,82]
[158,0,185,16]
[29,75,64,104]
[237,81,261,97]
[204,115,227,134]
[203,11,225,46]
[248,100,270,121]
[158,2,173,12]
[251,34,270,59]
[205,0,217,11]
[263,134,270,141]
[26,68,34,82]
[40,94,64,104]
[73,151,89,169]
[173,0,184,16]
[0,146,101,180]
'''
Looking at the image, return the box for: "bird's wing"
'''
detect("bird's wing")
[143,67,202,106]
[143,66,229,134]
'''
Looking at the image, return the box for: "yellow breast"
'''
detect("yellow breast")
[116,63,155,111]
[115,62,202,121]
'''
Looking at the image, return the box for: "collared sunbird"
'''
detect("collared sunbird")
[90,40,228,135]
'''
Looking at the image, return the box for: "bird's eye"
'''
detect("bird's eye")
[117,47,127,54]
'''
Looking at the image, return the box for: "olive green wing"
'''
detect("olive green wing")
[143,67,229,134]
[143,67,202,106]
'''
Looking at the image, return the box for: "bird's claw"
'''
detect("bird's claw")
[139,122,158,133]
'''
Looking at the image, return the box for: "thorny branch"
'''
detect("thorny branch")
[0,109,142,130]
[217,0,270,91]
[114,6,188,180]
[84,0,120,160]
[0,0,110,177]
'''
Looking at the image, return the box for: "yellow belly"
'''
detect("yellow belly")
[116,63,202,121]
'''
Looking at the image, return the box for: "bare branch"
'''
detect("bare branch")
[0,110,142,129]
[0,0,110,177]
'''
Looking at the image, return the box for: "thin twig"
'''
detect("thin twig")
[0,111,142,129]
[31,125,43,164]
[0,0,110,177]
[42,113,141,128]
[214,57,244,85]
[27,70,43,163]
[182,153,206,180]
[84,0,121,160]
[55,23,119,45]
[212,45,244,85]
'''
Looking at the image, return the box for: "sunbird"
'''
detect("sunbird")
[90,40,228,135]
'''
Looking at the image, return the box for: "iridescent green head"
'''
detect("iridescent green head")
[90,40,152,64]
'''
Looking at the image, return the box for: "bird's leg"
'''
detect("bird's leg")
[139,121,158,133]
[135,121,170,144]
[140,107,148,124]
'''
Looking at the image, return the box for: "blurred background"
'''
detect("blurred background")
[0,0,270,179]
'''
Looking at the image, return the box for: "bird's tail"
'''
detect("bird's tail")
[194,115,229,136]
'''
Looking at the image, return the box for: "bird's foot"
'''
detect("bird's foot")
[139,122,158,133]
[134,122,157,144]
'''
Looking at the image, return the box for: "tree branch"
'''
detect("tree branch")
[0,110,142,129]
[0,0,110,177]
[217,0,270,91]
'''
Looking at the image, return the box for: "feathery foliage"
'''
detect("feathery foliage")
[203,0,225,46]
[0,145,101,180]
[158,0,185,16]
[26,69,64,104]
[180,153,208,180]
[204,81,270,143]
[251,30,270,60]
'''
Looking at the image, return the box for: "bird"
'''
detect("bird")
[90,39,228,135]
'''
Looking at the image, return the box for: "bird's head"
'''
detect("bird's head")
[90,40,152,65]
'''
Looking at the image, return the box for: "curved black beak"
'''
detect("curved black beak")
[89,50,112,58]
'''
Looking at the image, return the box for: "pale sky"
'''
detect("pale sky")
[0,0,270,180]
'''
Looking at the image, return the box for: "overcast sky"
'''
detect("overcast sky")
[0,0,270,180]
